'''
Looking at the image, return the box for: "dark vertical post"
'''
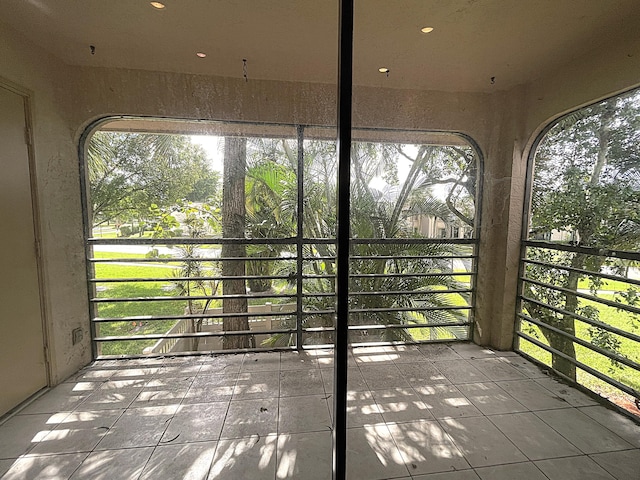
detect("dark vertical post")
[296,125,305,350]
[333,0,353,478]
[77,130,99,359]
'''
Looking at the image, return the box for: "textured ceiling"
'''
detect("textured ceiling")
[3,0,640,92]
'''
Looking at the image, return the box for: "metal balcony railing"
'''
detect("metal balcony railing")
[516,240,640,411]
[87,236,476,359]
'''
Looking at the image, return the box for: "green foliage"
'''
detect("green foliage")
[262,139,477,346]
[88,132,219,226]
[524,88,640,382]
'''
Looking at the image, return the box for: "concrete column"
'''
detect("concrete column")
[473,89,528,351]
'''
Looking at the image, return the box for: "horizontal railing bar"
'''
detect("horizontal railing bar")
[519,296,640,344]
[301,310,335,316]
[349,305,471,313]
[92,311,297,322]
[303,238,337,244]
[516,332,640,399]
[521,276,640,315]
[91,275,292,283]
[92,293,295,303]
[91,304,471,323]
[95,328,295,342]
[351,255,476,260]
[524,240,640,262]
[302,326,335,332]
[351,238,476,245]
[89,237,476,247]
[348,321,471,330]
[348,272,475,279]
[300,273,474,280]
[89,237,297,245]
[518,313,640,372]
[299,305,470,315]
[522,258,640,288]
[350,289,472,296]
[90,256,296,263]
[95,345,295,360]
[303,321,470,332]
[302,255,476,261]
[90,254,475,264]
[300,290,471,298]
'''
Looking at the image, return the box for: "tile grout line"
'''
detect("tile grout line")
[134,356,206,479]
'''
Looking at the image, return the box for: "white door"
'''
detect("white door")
[0,84,48,416]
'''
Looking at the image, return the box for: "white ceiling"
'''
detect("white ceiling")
[3,0,640,92]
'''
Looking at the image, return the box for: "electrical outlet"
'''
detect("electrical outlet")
[72,328,83,345]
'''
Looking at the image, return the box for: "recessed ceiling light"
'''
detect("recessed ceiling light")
[378,67,389,73]
[421,26,434,33]
[150,2,165,9]
[196,52,207,58]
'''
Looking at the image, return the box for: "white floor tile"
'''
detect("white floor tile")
[70,447,154,480]
[276,431,331,479]
[396,362,451,385]
[95,405,177,449]
[457,382,527,415]
[590,449,640,480]
[279,369,325,397]
[433,360,489,385]
[417,344,463,361]
[440,416,527,467]
[579,405,640,447]
[220,398,278,439]
[233,371,280,400]
[535,455,616,480]
[535,377,599,407]
[2,344,638,480]
[1,452,88,480]
[387,420,469,475]
[495,379,570,411]
[413,470,480,480]
[371,387,434,423]
[535,408,633,454]
[279,394,331,434]
[241,352,281,372]
[471,358,527,381]
[0,413,64,458]
[30,409,123,455]
[161,402,228,443]
[140,442,216,480]
[209,434,277,479]
[414,384,482,419]
[475,461,548,480]
[359,364,411,390]
[489,412,582,460]
[346,425,410,479]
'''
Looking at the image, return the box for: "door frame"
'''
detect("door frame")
[0,76,51,391]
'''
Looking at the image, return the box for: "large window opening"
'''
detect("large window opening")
[84,121,480,358]
[516,88,640,416]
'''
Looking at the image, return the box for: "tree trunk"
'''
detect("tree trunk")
[540,103,616,381]
[222,137,252,349]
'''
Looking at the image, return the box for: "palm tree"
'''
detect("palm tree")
[266,141,476,346]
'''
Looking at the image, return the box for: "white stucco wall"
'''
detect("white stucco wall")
[1,17,640,385]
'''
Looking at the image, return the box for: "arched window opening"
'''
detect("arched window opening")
[83,120,481,358]
[516,88,640,416]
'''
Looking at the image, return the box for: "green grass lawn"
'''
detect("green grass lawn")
[577,277,637,292]
[93,254,185,355]
[92,254,295,355]
[519,293,640,402]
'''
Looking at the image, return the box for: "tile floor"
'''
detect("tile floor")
[1,343,639,479]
